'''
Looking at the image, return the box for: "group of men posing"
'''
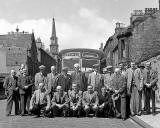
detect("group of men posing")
[3,61,158,121]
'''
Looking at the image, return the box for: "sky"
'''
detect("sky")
[0,0,158,50]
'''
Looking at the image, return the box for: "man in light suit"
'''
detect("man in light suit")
[51,86,69,117]
[126,62,143,116]
[46,66,58,98]
[69,83,82,117]
[71,63,87,92]
[29,83,50,117]
[3,70,19,116]
[82,85,99,117]
[34,65,47,90]
[143,62,158,115]
[88,64,104,93]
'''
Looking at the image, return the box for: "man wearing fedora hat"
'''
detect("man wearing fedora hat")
[35,65,47,90]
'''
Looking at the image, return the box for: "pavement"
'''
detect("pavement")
[135,103,160,128]
[0,100,142,128]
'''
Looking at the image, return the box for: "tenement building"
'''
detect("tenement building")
[103,8,160,67]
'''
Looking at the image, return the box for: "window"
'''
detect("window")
[121,40,126,58]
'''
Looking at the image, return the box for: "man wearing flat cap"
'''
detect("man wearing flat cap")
[88,64,104,93]
[56,67,72,93]
[71,63,87,92]
[35,65,47,90]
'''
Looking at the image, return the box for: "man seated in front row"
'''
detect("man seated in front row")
[29,83,50,117]
[82,85,98,117]
[69,83,82,117]
[98,86,114,117]
[50,86,69,117]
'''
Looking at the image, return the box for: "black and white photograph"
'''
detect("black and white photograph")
[0,0,160,128]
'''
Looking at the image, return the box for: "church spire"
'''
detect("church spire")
[50,17,59,56]
[50,17,57,43]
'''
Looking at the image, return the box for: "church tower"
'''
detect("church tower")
[50,17,59,56]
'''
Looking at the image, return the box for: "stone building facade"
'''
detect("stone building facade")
[0,26,57,78]
[103,8,160,67]
[103,8,160,102]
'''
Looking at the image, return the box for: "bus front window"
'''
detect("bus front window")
[62,58,80,72]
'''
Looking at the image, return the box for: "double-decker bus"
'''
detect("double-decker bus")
[59,48,105,75]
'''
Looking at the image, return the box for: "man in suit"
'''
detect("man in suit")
[98,86,113,117]
[29,82,50,117]
[35,65,47,90]
[51,86,69,117]
[18,68,33,116]
[57,67,72,93]
[103,66,113,89]
[69,83,82,117]
[71,63,87,92]
[126,62,143,116]
[111,68,127,120]
[82,85,99,117]
[88,64,104,93]
[143,62,158,115]
[3,70,19,116]
[46,66,58,98]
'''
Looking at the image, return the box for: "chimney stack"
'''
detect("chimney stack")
[99,43,103,51]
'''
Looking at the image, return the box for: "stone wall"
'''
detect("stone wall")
[130,11,160,62]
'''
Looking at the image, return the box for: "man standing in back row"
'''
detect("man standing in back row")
[35,65,47,90]
[3,70,19,116]
[18,68,33,116]
[46,66,58,98]
[71,63,87,92]
[143,62,158,115]
[126,62,143,116]
[88,64,104,93]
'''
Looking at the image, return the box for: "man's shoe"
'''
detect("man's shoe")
[122,118,126,121]
[131,113,135,117]
[152,112,156,116]
[116,114,121,118]
[6,114,10,116]
[137,113,141,116]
